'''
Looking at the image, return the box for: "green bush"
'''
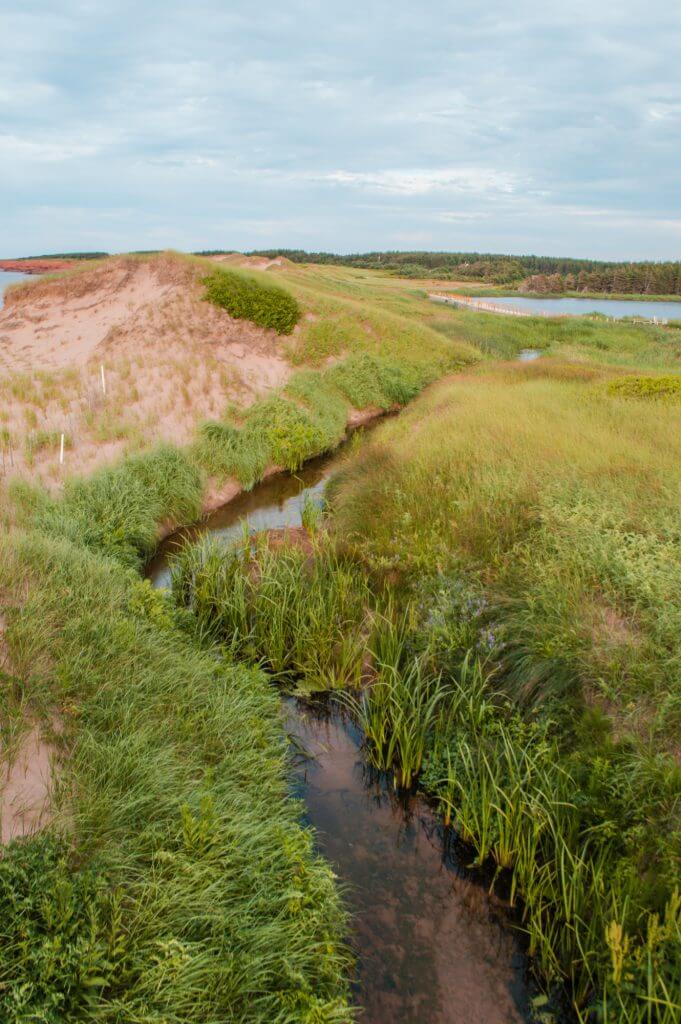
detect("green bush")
[608,374,681,401]
[203,269,300,334]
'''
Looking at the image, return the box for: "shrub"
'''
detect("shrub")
[203,268,300,334]
[608,374,681,401]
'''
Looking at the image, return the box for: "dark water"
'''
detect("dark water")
[147,452,334,587]
[287,702,527,1023]
[492,295,680,320]
[148,442,530,1023]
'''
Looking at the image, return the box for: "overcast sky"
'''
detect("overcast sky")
[2,1,680,260]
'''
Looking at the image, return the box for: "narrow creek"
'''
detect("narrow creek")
[148,437,530,1024]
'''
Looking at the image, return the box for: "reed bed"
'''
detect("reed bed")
[171,535,371,691]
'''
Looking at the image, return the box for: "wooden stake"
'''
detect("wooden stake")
[59,433,65,465]
[100,364,106,397]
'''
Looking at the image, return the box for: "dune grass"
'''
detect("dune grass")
[13,444,204,568]
[0,526,353,1023]
[193,353,434,489]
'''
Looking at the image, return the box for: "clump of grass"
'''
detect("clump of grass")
[608,374,681,401]
[171,535,371,691]
[34,444,203,567]
[24,429,72,459]
[345,609,445,789]
[325,352,427,409]
[290,317,360,365]
[203,268,300,334]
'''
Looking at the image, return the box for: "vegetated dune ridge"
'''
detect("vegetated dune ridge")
[0,252,290,481]
[0,250,477,487]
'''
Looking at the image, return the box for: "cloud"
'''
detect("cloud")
[310,168,518,196]
[0,134,100,162]
[0,0,679,259]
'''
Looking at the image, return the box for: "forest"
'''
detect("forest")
[244,250,681,294]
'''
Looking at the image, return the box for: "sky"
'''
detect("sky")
[1,1,680,261]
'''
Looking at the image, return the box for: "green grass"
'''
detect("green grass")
[426,304,681,368]
[0,526,353,1023]
[193,353,436,489]
[323,363,681,1019]
[203,267,301,334]
[22,445,204,568]
[171,535,371,692]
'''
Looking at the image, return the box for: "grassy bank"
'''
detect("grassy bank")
[166,355,681,1019]
[321,363,681,1019]
[0,526,353,1022]
[0,311,455,1019]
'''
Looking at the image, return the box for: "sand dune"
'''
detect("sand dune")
[0,253,291,482]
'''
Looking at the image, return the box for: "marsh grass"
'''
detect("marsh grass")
[428,305,681,369]
[171,535,371,691]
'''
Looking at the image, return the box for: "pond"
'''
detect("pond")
[490,295,681,321]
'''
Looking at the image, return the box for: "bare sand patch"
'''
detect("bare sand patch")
[0,253,292,484]
[1,723,57,844]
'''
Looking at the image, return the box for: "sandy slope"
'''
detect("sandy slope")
[0,253,291,482]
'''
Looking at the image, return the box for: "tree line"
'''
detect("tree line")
[247,250,681,295]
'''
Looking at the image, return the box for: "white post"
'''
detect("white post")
[59,433,65,465]
[100,364,106,397]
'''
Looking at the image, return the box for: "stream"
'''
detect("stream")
[148,437,530,1024]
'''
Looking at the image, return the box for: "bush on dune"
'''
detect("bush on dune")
[203,268,301,334]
